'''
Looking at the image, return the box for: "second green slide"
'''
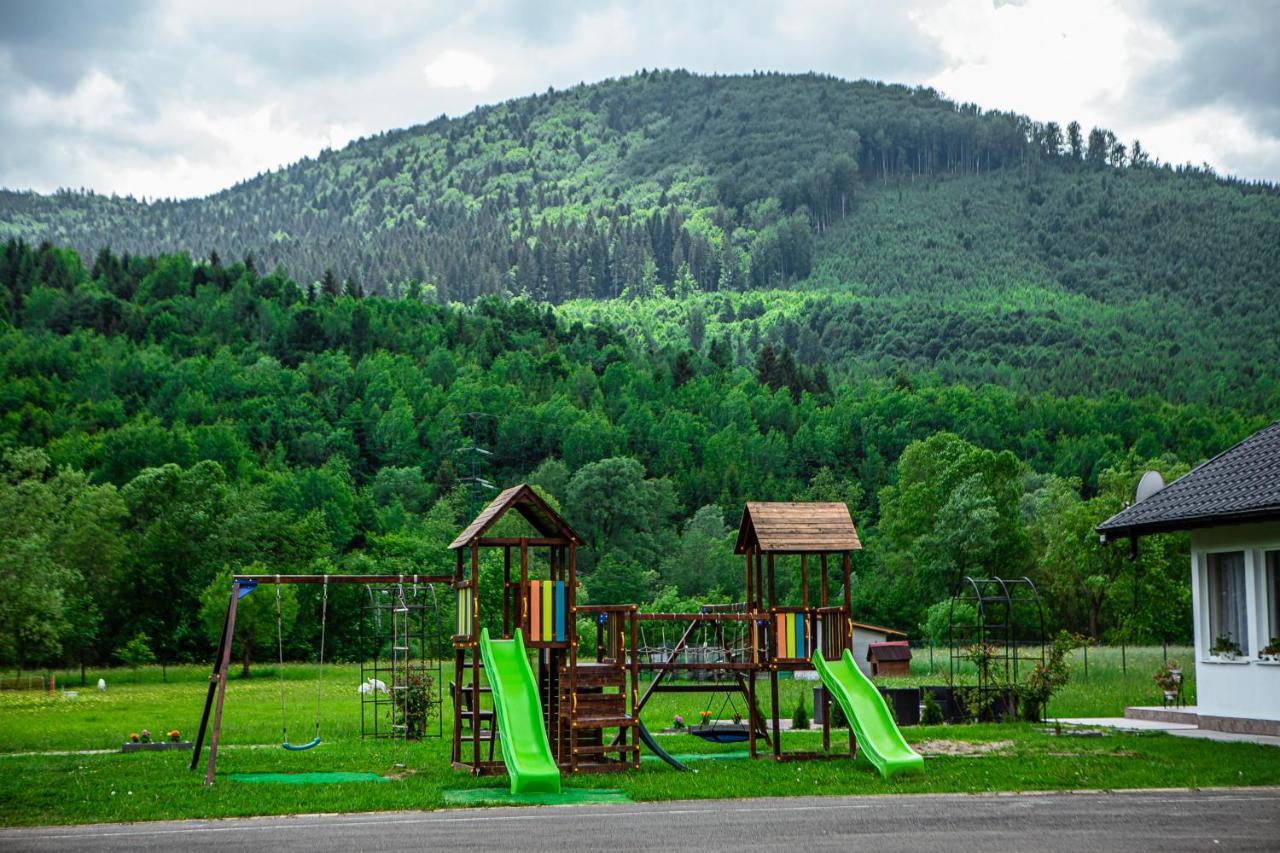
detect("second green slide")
[812,648,924,779]
[478,628,561,794]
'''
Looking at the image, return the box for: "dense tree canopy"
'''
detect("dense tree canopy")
[0,237,1268,671]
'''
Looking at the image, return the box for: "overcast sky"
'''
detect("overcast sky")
[2,0,1277,199]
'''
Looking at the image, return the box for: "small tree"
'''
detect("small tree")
[199,568,297,677]
[115,632,156,671]
[921,691,945,725]
[791,695,810,730]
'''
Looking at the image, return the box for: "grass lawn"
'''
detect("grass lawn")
[0,647,1267,828]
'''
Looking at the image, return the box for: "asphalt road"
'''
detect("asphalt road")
[2,788,1278,853]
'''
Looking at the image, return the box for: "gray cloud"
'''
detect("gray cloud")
[0,0,1276,197]
[1140,0,1280,136]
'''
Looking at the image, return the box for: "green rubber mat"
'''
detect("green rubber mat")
[443,787,631,806]
[227,772,389,785]
[641,750,750,763]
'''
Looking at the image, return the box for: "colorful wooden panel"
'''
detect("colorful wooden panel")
[530,580,542,641]
[542,579,552,641]
[456,587,472,637]
[554,580,566,642]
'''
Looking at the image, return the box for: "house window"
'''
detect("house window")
[1267,551,1280,646]
[1206,551,1249,656]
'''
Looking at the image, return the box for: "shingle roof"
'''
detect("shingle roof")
[734,502,862,554]
[1097,419,1280,540]
[448,484,581,549]
[867,641,912,662]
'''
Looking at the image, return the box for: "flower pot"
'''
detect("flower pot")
[122,741,193,753]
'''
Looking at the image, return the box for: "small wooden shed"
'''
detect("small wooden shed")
[867,641,912,676]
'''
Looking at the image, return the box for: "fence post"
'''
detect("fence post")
[1082,643,1088,680]
[1121,641,1126,676]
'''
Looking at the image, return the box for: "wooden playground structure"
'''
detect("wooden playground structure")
[448,486,864,775]
[193,483,877,784]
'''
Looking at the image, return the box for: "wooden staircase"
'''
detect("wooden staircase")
[559,661,638,771]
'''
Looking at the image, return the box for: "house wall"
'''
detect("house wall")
[1190,521,1280,723]
[851,626,896,676]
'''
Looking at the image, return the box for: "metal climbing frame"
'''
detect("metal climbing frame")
[948,576,1045,721]
[360,582,445,745]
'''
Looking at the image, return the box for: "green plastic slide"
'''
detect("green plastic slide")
[812,648,924,779]
[478,628,561,794]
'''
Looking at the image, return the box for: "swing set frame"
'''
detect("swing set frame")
[191,573,450,786]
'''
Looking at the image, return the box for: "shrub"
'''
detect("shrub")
[1017,630,1079,721]
[115,632,157,671]
[394,671,437,739]
[921,691,944,725]
[791,696,810,730]
[829,695,848,728]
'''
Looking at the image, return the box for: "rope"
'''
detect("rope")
[313,576,328,741]
[275,577,288,745]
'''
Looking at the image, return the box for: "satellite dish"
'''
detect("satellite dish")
[1134,470,1165,503]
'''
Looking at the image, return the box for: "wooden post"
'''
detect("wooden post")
[822,686,831,753]
[203,580,240,785]
[629,607,639,768]
[470,543,480,771]
[820,554,829,608]
[568,543,577,773]
[503,546,511,637]
[745,549,754,614]
[191,584,235,772]
[755,552,764,613]
[842,552,853,653]
[519,539,529,637]
[800,554,808,609]
[770,667,782,761]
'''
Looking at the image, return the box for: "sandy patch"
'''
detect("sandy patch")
[916,738,1014,757]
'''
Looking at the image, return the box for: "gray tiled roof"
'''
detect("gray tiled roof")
[1097,419,1280,539]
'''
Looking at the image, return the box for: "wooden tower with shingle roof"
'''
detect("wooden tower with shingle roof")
[449,484,638,777]
[735,501,862,760]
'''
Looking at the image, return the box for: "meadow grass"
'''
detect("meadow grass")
[0,647,1267,828]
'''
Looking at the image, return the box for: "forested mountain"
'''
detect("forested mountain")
[3,71,1278,411]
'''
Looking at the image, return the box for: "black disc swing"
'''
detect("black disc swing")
[276,576,328,751]
[687,687,750,744]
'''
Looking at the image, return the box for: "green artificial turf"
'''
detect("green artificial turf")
[227,772,388,785]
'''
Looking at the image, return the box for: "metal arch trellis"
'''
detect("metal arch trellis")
[948,576,1045,720]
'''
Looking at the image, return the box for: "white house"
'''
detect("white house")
[1098,419,1280,736]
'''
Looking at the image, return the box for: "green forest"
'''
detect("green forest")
[0,72,1276,675]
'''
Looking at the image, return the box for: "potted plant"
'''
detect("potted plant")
[1260,639,1280,663]
[168,730,181,743]
[672,714,685,730]
[699,710,713,726]
[1210,634,1242,661]
[731,710,743,725]
[139,729,151,744]
[1153,660,1182,704]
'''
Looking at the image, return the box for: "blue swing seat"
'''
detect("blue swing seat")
[282,737,321,751]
